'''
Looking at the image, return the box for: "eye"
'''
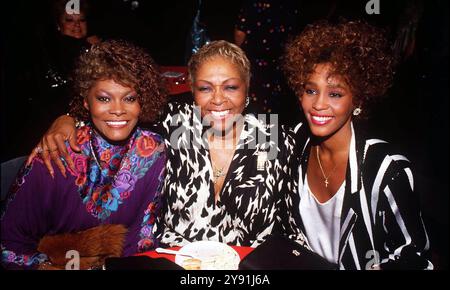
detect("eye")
[96,96,110,102]
[224,85,239,91]
[305,88,317,95]
[198,86,212,93]
[124,95,137,103]
[329,92,343,98]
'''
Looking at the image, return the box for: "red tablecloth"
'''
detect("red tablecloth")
[160,66,190,95]
[136,246,254,263]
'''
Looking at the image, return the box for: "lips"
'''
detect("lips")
[210,110,231,120]
[310,114,334,125]
[105,120,128,128]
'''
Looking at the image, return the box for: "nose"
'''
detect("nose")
[211,85,226,105]
[312,92,328,111]
[109,101,126,116]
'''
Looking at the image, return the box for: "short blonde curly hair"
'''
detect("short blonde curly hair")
[69,39,166,123]
[188,40,251,87]
[283,20,396,117]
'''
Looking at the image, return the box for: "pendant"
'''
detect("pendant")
[324,179,329,188]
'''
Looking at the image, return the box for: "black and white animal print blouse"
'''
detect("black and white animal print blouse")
[152,102,307,247]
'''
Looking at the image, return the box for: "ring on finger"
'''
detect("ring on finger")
[35,146,44,154]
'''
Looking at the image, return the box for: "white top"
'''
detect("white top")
[299,174,345,264]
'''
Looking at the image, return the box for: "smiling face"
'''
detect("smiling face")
[84,79,141,143]
[58,12,87,39]
[193,56,247,134]
[301,63,355,140]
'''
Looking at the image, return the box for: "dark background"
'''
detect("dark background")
[1,0,448,269]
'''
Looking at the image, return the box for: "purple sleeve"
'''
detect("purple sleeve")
[1,159,56,269]
[123,150,167,256]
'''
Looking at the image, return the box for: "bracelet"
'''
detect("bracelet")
[75,119,86,128]
[66,112,85,128]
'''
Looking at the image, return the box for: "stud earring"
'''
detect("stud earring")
[353,107,362,116]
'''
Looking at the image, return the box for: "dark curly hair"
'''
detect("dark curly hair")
[283,20,396,117]
[69,39,166,123]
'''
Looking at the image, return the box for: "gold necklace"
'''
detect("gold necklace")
[316,146,338,188]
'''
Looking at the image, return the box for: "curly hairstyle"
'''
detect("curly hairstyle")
[69,39,166,123]
[188,40,251,88]
[283,20,396,117]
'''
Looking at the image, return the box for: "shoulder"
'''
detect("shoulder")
[133,128,167,159]
[164,101,195,118]
[359,136,411,166]
[244,113,287,145]
[279,122,309,156]
[138,129,165,147]
[357,132,413,184]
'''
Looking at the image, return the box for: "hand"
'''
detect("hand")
[26,115,79,178]
[86,35,101,45]
[38,261,63,270]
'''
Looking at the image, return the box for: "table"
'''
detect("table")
[160,66,191,95]
[136,246,254,264]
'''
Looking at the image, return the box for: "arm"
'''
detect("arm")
[156,184,193,248]
[376,164,433,269]
[158,226,193,248]
[275,128,310,248]
[26,114,78,178]
[1,160,55,269]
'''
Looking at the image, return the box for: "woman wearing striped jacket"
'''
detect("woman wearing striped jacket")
[280,20,432,269]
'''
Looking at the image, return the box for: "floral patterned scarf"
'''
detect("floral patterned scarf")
[69,124,164,220]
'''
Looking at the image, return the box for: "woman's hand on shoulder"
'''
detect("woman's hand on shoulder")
[86,35,101,45]
[26,114,79,178]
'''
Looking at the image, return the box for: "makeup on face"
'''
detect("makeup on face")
[301,63,354,139]
[193,57,247,134]
[84,79,141,143]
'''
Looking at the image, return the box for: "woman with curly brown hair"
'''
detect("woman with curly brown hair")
[280,20,432,269]
[1,40,167,269]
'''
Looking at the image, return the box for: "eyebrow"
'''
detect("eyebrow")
[195,78,242,84]
[96,89,135,95]
[304,81,346,90]
[327,83,346,89]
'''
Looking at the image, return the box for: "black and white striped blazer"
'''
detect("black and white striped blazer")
[281,122,433,270]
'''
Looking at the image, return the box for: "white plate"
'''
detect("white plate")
[175,241,240,270]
